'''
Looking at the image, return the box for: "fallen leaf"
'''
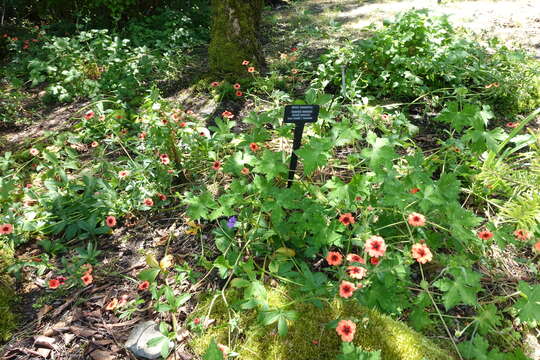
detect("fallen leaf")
[34,335,56,349]
[35,347,51,358]
[89,349,116,360]
[69,325,97,337]
[63,333,76,345]
[37,305,53,326]
[160,254,174,270]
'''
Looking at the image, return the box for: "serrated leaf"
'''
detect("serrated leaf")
[252,150,288,180]
[295,138,332,175]
[203,339,224,360]
[514,281,540,323]
[433,267,482,310]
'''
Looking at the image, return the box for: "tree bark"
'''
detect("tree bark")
[208,0,265,77]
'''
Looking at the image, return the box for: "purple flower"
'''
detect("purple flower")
[226,216,237,229]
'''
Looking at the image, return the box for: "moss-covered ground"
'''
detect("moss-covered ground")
[0,248,17,342]
[189,286,455,360]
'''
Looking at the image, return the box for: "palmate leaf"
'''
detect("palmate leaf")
[475,304,501,335]
[203,339,224,360]
[295,138,333,176]
[433,267,482,310]
[252,150,288,180]
[514,281,540,323]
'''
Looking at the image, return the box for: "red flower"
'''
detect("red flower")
[194,318,201,325]
[291,47,298,52]
[411,243,433,264]
[233,83,241,89]
[339,281,356,298]
[158,193,167,201]
[365,235,386,258]
[477,230,494,240]
[242,60,250,66]
[29,148,40,156]
[212,161,221,170]
[211,81,220,87]
[506,122,519,128]
[82,263,93,275]
[347,266,367,280]
[370,257,380,265]
[84,111,94,120]
[381,114,390,121]
[138,132,147,140]
[179,122,187,128]
[514,229,531,241]
[222,111,234,119]
[236,91,243,97]
[143,198,154,207]
[326,251,343,266]
[48,279,60,289]
[91,141,99,148]
[105,298,119,311]
[338,213,355,226]
[241,167,250,175]
[249,142,260,152]
[57,276,67,285]
[0,224,14,235]
[217,344,230,356]
[81,273,93,286]
[312,340,319,345]
[336,320,356,342]
[346,253,365,264]
[534,241,540,253]
[410,188,420,194]
[247,67,255,73]
[106,216,117,227]
[138,281,150,291]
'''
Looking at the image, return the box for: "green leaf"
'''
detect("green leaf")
[514,281,540,323]
[433,267,482,310]
[138,268,160,282]
[295,138,333,175]
[475,304,501,335]
[252,150,288,180]
[277,317,288,337]
[203,339,224,360]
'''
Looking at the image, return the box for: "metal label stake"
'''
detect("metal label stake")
[283,104,320,188]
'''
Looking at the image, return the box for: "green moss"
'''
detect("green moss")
[189,286,455,360]
[0,247,18,342]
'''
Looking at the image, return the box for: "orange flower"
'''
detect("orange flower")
[336,320,356,342]
[81,273,93,286]
[326,251,343,266]
[506,122,519,128]
[241,167,250,175]
[338,213,355,226]
[514,229,531,241]
[249,143,260,152]
[82,263,93,274]
[533,241,540,253]
[138,280,150,291]
[106,216,117,227]
[233,83,241,89]
[143,198,154,207]
[339,281,356,298]
[247,67,255,73]
[347,266,367,280]
[364,235,386,258]
[91,141,99,148]
[409,188,420,194]
[370,257,379,265]
[408,212,426,227]
[29,148,40,156]
[236,91,243,97]
[477,230,494,240]
[105,298,119,311]
[212,161,221,170]
[411,243,433,264]
[222,111,234,119]
[48,279,60,289]
[242,60,250,66]
[0,224,14,235]
[158,193,167,201]
[346,253,365,264]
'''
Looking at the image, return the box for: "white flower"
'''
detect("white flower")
[152,103,161,111]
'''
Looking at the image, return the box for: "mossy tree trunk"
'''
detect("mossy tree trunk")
[208,0,265,77]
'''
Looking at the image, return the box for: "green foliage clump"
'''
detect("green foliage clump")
[315,9,540,114]
[189,286,454,360]
[0,248,18,342]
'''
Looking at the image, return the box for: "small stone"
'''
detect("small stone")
[524,331,540,360]
[125,321,173,359]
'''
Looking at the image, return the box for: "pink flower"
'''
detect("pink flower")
[29,148,40,156]
[408,212,426,227]
[247,67,255,73]
[514,229,531,241]
[347,266,367,280]
[212,161,221,170]
[336,320,356,342]
[242,60,250,66]
[339,281,356,298]
[157,193,167,201]
[338,213,355,226]
[0,224,14,235]
[118,170,130,178]
[411,243,433,264]
[143,198,154,207]
[84,111,94,120]
[138,281,149,291]
[106,216,117,227]
[364,235,386,258]
[222,111,234,119]
[477,230,494,240]
[160,154,170,165]
[346,253,365,264]
[233,83,241,89]
[211,81,220,87]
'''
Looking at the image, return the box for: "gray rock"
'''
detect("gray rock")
[125,321,174,359]
[524,331,540,360]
